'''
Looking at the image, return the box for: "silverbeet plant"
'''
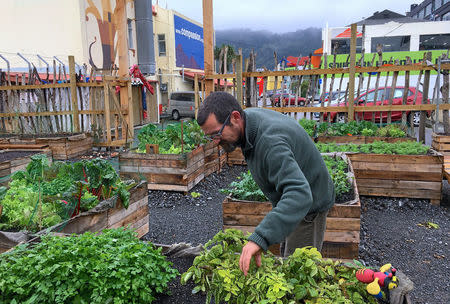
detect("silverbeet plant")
[0,228,178,304]
[181,229,377,304]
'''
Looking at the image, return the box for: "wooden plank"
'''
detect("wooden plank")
[321,242,358,259]
[350,161,442,172]
[356,178,442,191]
[328,204,361,218]
[135,222,149,238]
[347,153,443,164]
[202,0,214,97]
[108,196,148,226]
[326,218,360,231]
[353,169,442,182]
[109,205,148,229]
[223,200,272,215]
[204,63,450,78]
[223,214,266,226]
[358,186,441,200]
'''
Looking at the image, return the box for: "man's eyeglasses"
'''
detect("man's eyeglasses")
[204,114,230,141]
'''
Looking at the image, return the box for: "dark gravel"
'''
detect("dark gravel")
[0,151,37,162]
[143,165,450,304]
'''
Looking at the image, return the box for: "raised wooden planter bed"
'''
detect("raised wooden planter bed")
[0,148,52,186]
[119,146,205,192]
[226,147,246,166]
[2,133,93,160]
[347,150,443,205]
[222,153,361,259]
[0,181,149,253]
[431,133,450,182]
[204,142,226,177]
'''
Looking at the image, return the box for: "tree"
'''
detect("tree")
[214,44,236,73]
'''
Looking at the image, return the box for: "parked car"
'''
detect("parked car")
[166,91,201,120]
[272,93,306,107]
[318,87,429,124]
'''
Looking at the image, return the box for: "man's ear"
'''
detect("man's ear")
[230,110,242,123]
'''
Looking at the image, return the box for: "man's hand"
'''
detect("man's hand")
[239,241,262,276]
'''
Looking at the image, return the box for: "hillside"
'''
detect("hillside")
[215,27,322,70]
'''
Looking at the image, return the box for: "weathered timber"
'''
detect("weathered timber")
[119,146,205,192]
[347,150,443,205]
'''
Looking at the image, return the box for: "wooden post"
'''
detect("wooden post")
[103,82,112,145]
[194,73,200,119]
[236,52,243,107]
[116,0,133,141]
[68,56,80,132]
[420,52,432,143]
[202,0,214,98]
[347,24,357,121]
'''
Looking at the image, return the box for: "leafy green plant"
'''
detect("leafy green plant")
[181,229,377,304]
[220,170,267,202]
[0,228,178,303]
[316,140,429,155]
[0,155,135,232]
[137,120,207,154]
[322,156,351,197]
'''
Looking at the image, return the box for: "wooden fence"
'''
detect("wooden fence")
[201,26,450,142]
[0,56,136,147]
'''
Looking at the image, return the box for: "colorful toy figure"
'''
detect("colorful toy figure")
[355,263,399,299]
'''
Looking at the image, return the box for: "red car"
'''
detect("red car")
[272,94,306,107]
[323,87,429,125]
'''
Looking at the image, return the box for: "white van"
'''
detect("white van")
[167,91,201,120]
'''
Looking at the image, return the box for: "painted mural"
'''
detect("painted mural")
[84,0,133,70]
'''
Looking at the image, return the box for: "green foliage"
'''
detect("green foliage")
[315,141,430,155]
[220,170,267,202]
[0,228,178,303]
[0,156,135,232]
[137,120,207,154]
[299,120,408,138]
[221,155,351,201]
[181,229,377,304]
[322,156,350,197]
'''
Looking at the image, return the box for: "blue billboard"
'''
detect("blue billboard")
[174,14,204,70]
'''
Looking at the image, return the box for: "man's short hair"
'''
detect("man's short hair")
[197,92,243,126]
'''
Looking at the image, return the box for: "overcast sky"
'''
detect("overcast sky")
[155,0,423,32]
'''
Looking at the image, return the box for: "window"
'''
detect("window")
[419,34,450,50]
[424,4,431,17]
[127,19,133,49]
[158,34,166,56]
[419,9,425,18]
[330,38,362,55]
[371,36,410,52]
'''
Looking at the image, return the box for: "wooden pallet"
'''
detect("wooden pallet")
[222,153,361,259]
[119,146,205,192]
[204,142,226,177]
[431,133,450,156]
[348,150,443,206]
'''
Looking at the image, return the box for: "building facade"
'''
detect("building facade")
[408,0,450,21]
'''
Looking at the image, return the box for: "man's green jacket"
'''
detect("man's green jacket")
[241,108,335,251]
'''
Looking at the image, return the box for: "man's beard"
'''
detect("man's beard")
[220,142,238,153]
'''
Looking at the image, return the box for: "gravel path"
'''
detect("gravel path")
[142,165,450,304]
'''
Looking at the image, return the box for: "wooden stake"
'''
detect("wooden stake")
[69,56,80,132]
[348,23,357,121]
[202,0,214,97]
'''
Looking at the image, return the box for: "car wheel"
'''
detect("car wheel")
[275,101,280,107]
[172,110,180,120]
[335,113,346,123]
[412,111,420,126]
[299,101,305,106]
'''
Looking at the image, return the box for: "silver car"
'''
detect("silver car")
[167,91,201,120]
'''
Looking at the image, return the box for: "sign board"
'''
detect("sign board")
[174,14,204,70]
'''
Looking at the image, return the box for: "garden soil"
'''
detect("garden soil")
[143,165,450,304]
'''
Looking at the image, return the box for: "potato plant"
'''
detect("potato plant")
[0,228,178,304]
[181,229,377,304]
